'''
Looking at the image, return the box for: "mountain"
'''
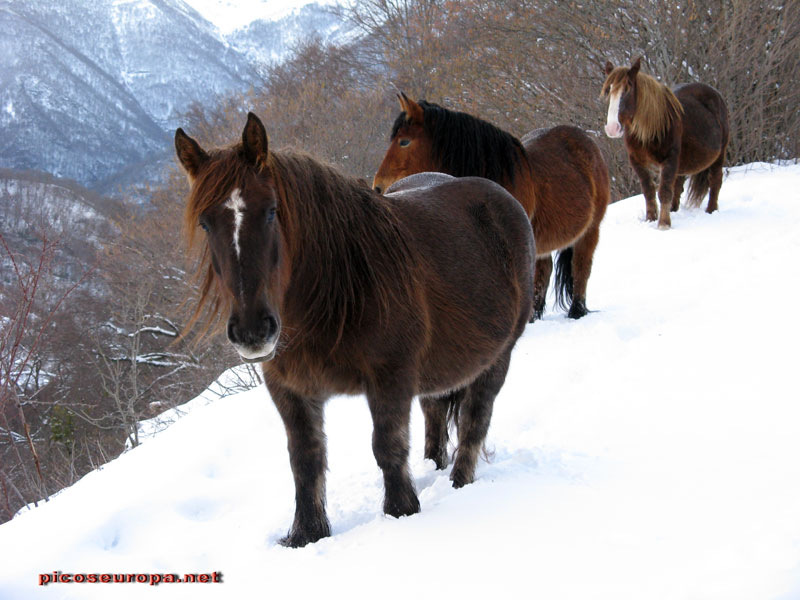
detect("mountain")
[0,0,347,192]
[0,168,121,286]
[227,3,352,66]
[1,162,799,599]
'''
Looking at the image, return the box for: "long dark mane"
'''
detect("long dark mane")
[392,101,524,187]
[183,145,418,350]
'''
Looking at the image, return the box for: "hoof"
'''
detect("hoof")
[384,494,421,518]
[567,300,588,319]
[657,222,671,230]
[450,471,474,489]
[450,464,475,489]
[425,447,449,470]
[278,515,331,548]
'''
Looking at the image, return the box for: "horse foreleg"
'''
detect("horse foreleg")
[450,350,510,488]
[657,154,679,229]
[631,160,657,221]
[367,383,420,518]
[271,387,330,548]
[531,255,553,322]
[672,175,686,212]
[420,394,455,469]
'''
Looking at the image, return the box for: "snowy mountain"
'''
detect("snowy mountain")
[0,0,347,190]
[0,169,121,284]
[181,0,341,34]
[226,3,352,66]
[1,162,799,600]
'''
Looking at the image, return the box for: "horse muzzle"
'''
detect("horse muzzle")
[227,311,280,363]
[604,122,624,138]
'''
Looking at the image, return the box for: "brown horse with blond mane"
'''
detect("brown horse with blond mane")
[373,94,610,320]
[174,113,534,548]
[602,57,729,229]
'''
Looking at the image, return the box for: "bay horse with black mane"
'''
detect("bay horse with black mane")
[602,57,729,229]
[373,94,610,320]
[174,113,534,548]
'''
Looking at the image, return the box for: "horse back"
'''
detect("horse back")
[386,177,534,392]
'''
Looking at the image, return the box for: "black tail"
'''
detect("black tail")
[554,247,574,312]
[446,389,464,437]
[687,167,711,208]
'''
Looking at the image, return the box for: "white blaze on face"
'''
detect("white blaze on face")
[225,188,246,258]
[605,86,624,138]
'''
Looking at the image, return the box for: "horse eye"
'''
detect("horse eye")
[199,220,210,232]
[398,139,411,147]
[266,207,276,224]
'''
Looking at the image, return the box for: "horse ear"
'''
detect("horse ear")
[604,61,614,75]
[242,112,269,167]
[175,128,208,180]
[402,95,424,125]
[397,92,409,113]
[629,56,642,79]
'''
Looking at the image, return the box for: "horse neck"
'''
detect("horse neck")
[427,105,523,191]
[630,75,683,146]
[267,152,417,346]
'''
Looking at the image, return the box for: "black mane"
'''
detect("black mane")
[391,101,524,186]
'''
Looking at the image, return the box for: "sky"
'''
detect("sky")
[1,161,799,600]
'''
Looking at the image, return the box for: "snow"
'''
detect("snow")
[180,0,340,34]
[2,162,800,599]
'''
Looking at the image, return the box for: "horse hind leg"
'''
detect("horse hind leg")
[366,380,420,518]
[531,255,553,322]
[672,175,686,212]
[566,225,600,319]
[421,393,459,469]
[450,350,511,488]
[706,156,724,213]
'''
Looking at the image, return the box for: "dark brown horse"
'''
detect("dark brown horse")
[602,57,729,229]
[373,94,610,320]
[174,113,534,547]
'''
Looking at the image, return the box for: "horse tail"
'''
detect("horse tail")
[687,167,711,208]
[554,247,574,311]
[446,390,464,437]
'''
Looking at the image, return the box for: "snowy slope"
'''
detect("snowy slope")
[1,162,799,600]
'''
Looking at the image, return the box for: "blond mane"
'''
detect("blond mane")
[602,67,684,144]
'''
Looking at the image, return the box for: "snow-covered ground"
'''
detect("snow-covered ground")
[2,162,799,599]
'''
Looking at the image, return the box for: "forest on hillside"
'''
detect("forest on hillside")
[2,0,798,523]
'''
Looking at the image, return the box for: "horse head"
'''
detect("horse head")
[601,57,642,138]
[175,113,285,363]
[373,93,435,194]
